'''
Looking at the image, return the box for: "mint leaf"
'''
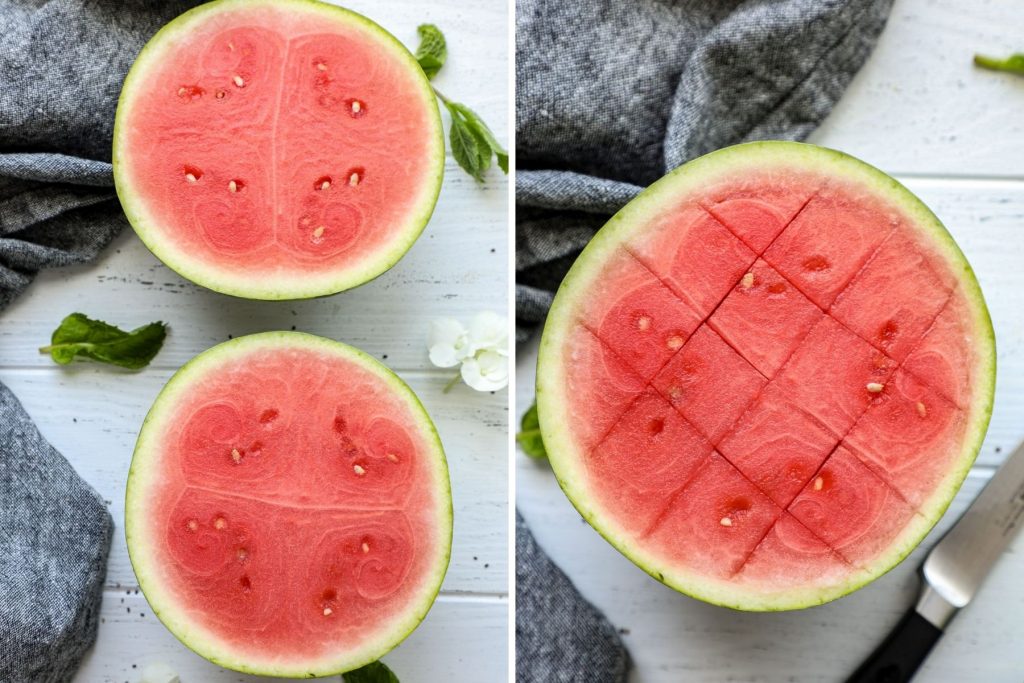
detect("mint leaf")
[516,402,547,459]
[447,101,492,182]
[415,24,447,80]
[342,661,400,683]
[974,53,1024,76]
[40,313,167,369]
[447,102,509,174]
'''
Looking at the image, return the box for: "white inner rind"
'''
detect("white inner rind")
[537,141,996,612]
[112,0,445,300]
[126,332,453,675]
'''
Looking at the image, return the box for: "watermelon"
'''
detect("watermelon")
[537,142,995,611]
[126,332,452,676]
[113,0,444,299]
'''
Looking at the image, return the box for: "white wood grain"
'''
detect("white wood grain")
[515,0,1024,674]
[0,0,509,680]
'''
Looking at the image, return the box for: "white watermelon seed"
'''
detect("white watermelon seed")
[361,542,370,554]
[323,607,333,616]
[237,548,248,561]
[213,517,227,530]
[231,448,241,462]
[719,517,732,527]
[741,272,755,289]
[187,519,198,532]
[177,87,186,96]
[316,63,327,71]
[866,382,884,393]
[313,226,325,239]
[916,401,927,417]
[353,464,366,476]
[321,180,331,191]
[228,180,237,193]
[185,173,197,184]
[636,316,651,331]
[233,75,245,88]
[667,335,684,350]
[387,453,399,463]
[351,100,362,114]
[215,90,225,99]
[813,476,824,491]
[228,41,235,52]
[349,172,360,186]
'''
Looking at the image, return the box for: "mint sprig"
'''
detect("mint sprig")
[342,661,400,683]
[516,402,548,460]
[413,25,508,183]
[974,53,1024,76]
[415,24,447,80]
[39,313,167,369]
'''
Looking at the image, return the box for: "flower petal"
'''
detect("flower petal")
[461,350,509,392]
[467,310,508,356]
[428,317,467,348]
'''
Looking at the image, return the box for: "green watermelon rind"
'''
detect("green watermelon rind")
[112,0,445,301]
[537,141,995,612]
[125,331,453,676]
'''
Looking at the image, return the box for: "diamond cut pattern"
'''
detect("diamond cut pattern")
[573,184,970,573]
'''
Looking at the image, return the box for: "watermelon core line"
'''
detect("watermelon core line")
[580,189,957,570]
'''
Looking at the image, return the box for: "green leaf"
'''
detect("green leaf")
[342,661,400,683]
[974,53,1024,76]
[415,24,447,80]
[447,102,492,182]
[516,402,548,459]
[447,102,509,174]
[39,313,167,370]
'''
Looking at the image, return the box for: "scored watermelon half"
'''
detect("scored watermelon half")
[126,332,452,676]
[537,141,995,611]
[113,0,444,300]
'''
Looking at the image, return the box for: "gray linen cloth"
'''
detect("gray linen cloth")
[516,0,893,680]
[516,0,895,341]
[0,1,195,680]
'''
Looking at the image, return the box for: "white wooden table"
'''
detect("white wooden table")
[0,1,508,681]
[516,1,1024,680]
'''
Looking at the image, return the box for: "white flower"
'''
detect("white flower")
[428,311,509,392]
[428,317,473,368]
[460,349,509,392]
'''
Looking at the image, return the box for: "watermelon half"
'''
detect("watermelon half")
[126,332,452,676]
[537,142,995,611]
[113,0,444,299]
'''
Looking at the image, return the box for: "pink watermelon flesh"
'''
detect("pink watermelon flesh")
[115,3,439,293]
[137,342,445,665]
[553,161,985,604]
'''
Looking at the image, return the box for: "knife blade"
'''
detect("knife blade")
[846,439,1024,683]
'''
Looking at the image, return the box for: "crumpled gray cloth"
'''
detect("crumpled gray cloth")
[516,0,895,341]
[0,1,195,680]
[516,511,630,683]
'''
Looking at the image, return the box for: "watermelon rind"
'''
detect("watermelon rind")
[537,141,996,611]
[125,332,453,676]
[112,0,445,300]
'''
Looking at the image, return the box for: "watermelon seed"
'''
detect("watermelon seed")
[719,517,733,527]
[666,335,684,350]
[387,453,399,463]
[866,382,884,393]
[312,226,326,243]
[214,517,227,530]
[315,176,332,191]
[803,255,830,272]
[215,89,226,100]
[233,75,245,88]
[231,448,242,463]
[228,41,235,52]
[237,548,248,562]
[351,100,362,114]
[813,476,824,491]
[228,180,238,193]
[353,464,366,476]
[260,409,279,425]
[185,173,197,184]
[361,542,370,554]
[349,172,361,187]
[183,165,203,183]
[323,607,333,616]
[917,402,928,417]
[636,315,651,331]
[741,272,755,289]
[187,519,198,532]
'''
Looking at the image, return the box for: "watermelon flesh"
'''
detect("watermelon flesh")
[538,142,995,610]
[113,0,444,299]
[126,333,451,676]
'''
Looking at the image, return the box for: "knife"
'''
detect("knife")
[847,439,1024,683]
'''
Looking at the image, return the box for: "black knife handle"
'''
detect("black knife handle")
[845,609,943,683]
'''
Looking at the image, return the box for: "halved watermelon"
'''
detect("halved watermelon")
[113,0,444,299]
[126,332,452,676]
[537,142,995,611]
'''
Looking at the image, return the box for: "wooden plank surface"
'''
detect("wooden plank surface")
[0,0,509,680]
[516,0,1024,679]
